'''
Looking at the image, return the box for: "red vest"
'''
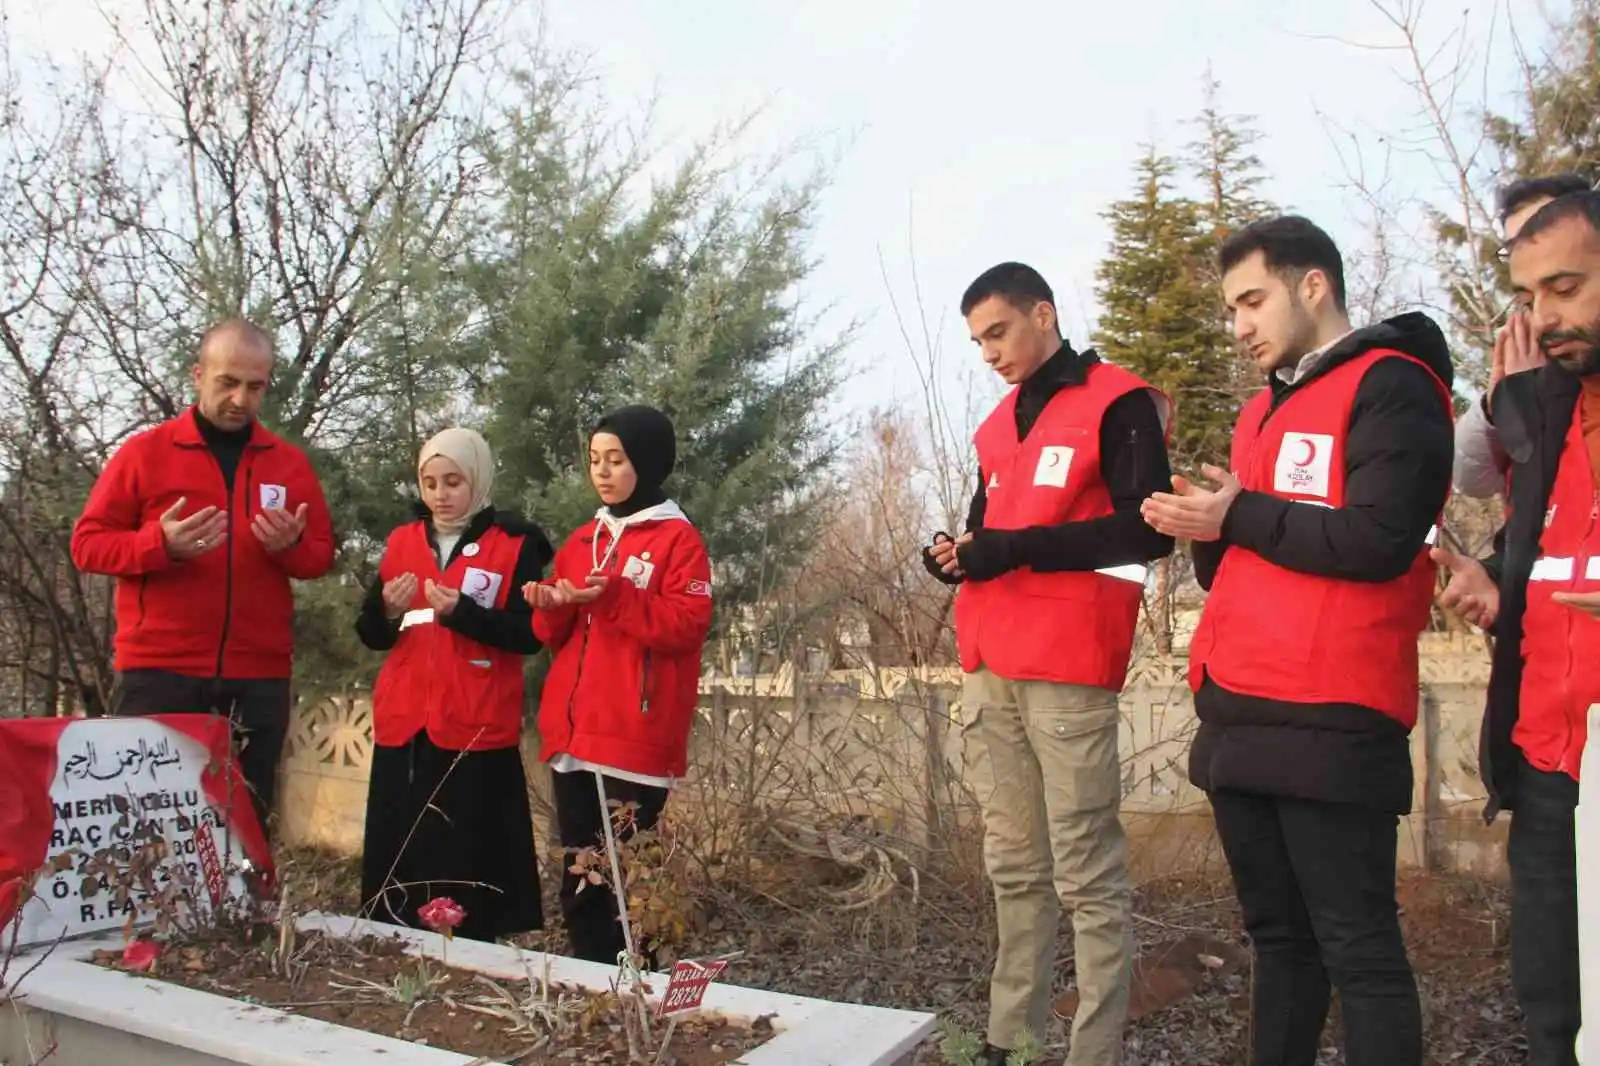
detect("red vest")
[1514,403,1600,780]
[954,361,1168,691]
[1187,350,1451,728]
[371,522,527,750]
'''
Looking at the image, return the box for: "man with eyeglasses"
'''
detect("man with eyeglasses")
[1434,188,1600,1066]
[1452,174,1591,499]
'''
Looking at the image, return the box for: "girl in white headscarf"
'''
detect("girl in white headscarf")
[354,427,555,942]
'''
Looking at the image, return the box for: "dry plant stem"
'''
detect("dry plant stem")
[651,1015,679,1066]
[363,725,486,926]
[594,773,639,967]
[2,875,67,1065]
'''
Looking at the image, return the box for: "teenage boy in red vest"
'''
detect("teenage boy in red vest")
[1434,190,1600,1066]
[923,262,1175,1066]
[1140,216,1454,1066]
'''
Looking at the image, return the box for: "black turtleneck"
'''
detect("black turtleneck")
[931,341,1175,580]
[195,410,253,491]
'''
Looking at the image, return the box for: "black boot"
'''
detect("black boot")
[976,1044,1012,1066]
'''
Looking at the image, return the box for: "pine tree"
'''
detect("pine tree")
[1187,71,1278,409]
[459,94,844,614]
[1093,146,1234,468]
[1486,1,1600,181]
[1188,68,1276,246]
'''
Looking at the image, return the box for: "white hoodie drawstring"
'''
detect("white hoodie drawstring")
[588,501,689,576]
[590,511,626,574]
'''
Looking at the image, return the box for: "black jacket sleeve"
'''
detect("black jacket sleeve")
[956,389,1176,581]
[1482,522,1507,586]
[1220,358,1453,582]
[965,478,987,533]
[355,574,400,652]
[920,478,987,586]
[1191,540,1226,591]
[438,528,553,654]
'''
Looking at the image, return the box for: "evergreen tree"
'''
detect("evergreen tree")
[457,93,844,613]
[1187,71,1278,409]
[1188,68,1276,246]
[1093,146,1233,468]
[1485,1,1600,181]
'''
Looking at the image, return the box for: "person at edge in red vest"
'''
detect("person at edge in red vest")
[1141,215,1455,1066]
[522,405,714,966]
[70,319,336,846]
[353,427,554,943]
[922,263,1176,1066]
[1451,175,1584,500]
[1433,189,1600,1066]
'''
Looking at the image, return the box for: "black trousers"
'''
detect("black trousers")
[1508,757,1581,1066]
[111,669,290,844]
[359,732,543,942]
[551,767,668,965]
[1209,790,1421,1066]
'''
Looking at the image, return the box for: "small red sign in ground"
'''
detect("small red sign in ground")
[658,958,730,1016]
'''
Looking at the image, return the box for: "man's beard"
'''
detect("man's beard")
[1272,299,1322,371]
[1540,323,1600,375]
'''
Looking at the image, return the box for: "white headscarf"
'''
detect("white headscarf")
[417,427,494,536]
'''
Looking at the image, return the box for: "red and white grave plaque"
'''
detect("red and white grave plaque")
[0,713,275,948]
[657,957,730,1016]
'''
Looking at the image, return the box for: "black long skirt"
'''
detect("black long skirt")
[358,731,543,942]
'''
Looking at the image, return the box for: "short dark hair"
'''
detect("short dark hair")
[960,261,1056,321]
[1512,189,1600,247]
[1218,215,1347,312]
[1497,174,1592,225]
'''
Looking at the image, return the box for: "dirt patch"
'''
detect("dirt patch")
[275,843,1526,1066]
[89,928,773,1065]
[1053,933,1250,1024]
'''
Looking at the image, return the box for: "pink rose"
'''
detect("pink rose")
[417,896,466,937]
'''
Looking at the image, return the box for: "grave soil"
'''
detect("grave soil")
[89,928,773,1065]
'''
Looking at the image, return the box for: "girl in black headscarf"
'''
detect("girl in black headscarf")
[522,405,715,966]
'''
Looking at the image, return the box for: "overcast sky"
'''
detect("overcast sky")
[6,0,1555,425]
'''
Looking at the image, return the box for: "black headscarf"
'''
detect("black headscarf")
[593,405,676,518]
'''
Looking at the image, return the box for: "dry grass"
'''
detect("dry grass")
[272,667,1522,1065]
[276,828,1522,1066]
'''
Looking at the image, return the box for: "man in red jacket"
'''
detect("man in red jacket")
[71,319,336,840]
[924,263,1175,1066]
[1434,189,1600,1066]
[1141,216,1454,1066]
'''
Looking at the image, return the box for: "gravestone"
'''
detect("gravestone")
[0,714,275,949]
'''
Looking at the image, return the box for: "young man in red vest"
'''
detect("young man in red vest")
[1434,190,1600,1066]
[923,262,1175,1066]
[71,320,336,842]
[1140,216,1454,1066]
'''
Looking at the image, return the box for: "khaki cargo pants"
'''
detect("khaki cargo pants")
[957,666,1132,1066]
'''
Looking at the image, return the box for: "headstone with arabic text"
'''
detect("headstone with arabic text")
[0,715,274,949]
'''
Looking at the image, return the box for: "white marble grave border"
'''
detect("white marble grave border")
[0,910,937,1066]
